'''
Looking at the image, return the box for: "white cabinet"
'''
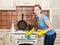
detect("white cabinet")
[0,32,15,45]
[51,0,60,9]
[2,34,8,45]
[51,9,60,29]
[0,38,3,45]
[8,33,15,45]
[0,0,16,10]
[0,33,8,45]
[39,0,60,9]
[39,0,51,10]
[50,0,60,29]
[0,0,2,8]
[16,0,51,10]
[54,30,60,45]
[16,0,40,6]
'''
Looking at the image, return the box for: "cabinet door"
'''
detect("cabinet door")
[8,33,15,45]
[16,0,40,6]
[0,34,8,45]
[39,0,51,10]
[0,0,16,10]
[51,9,60,29]
[0,0,2,8]
[0,38,3,45]
[52,0,60,8]
[54,30,60,45]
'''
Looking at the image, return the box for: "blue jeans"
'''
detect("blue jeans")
[44,33,56,45]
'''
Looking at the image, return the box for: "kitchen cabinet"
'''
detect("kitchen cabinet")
[8,33,15,45]
[2,34,8,45]
[0,31,15,45]
[50,0,60,29]
[0,38,3,45]
[39,0,60,9]
[39,0,51,10]
[54,30,60,45]
[51,0,60,9]
[0,33,8,45]
[0,0,2,9]
[0,0,16,10]
[16,0,51,10]
[0,30,60,45]
[16,0,40,6]
[51,9,60,29]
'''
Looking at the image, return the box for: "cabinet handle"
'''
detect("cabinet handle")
[10,36,12,42]
[33,41,35,43]
[3,41,5,44]
[17,41,19,43]
[0,38,2,40]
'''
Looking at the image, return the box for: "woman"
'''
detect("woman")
[33,4,56,45]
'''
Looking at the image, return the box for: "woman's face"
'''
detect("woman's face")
[34,6,41,15]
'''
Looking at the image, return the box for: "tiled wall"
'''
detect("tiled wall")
[0,6,49,30]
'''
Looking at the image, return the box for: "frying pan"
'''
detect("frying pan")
[17,14,27,30]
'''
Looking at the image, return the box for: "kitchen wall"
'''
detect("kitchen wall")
[0,6,49,29]
[0,7,34,29]
[0,0,60,30]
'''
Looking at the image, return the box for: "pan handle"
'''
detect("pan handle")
[22,14,24,20]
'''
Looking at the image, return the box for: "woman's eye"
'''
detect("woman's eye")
[36,9,38,10]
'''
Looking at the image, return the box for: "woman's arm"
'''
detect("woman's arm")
[45,20,54,32]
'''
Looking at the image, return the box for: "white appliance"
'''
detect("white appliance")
[14,31,40,45]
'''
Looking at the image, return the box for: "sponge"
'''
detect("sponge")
[25,35,31,40]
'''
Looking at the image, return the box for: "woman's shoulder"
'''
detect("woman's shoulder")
[41,14,49,20]
[41,14,47,18]
[41,14,46,16]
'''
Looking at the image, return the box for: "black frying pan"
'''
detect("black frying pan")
[17,14,27,30]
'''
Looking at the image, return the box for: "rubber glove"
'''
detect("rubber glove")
[26,27,35,36]
[25,27,35,40]
[37,30,48,36]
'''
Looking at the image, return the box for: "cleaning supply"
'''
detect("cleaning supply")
[26,27,35,36]
[25,27,35,40]
[25,35,31,40]
[37,30,48,36]
[11,20,16,32]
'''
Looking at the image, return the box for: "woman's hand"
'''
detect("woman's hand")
[37,30,48,36]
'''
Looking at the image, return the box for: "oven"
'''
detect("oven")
[14,32,40,45]
[15,39,37,45]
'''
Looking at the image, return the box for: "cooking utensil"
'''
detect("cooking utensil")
[17,14,27,30]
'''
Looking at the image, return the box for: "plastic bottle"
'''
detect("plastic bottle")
[11,20,16,32]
